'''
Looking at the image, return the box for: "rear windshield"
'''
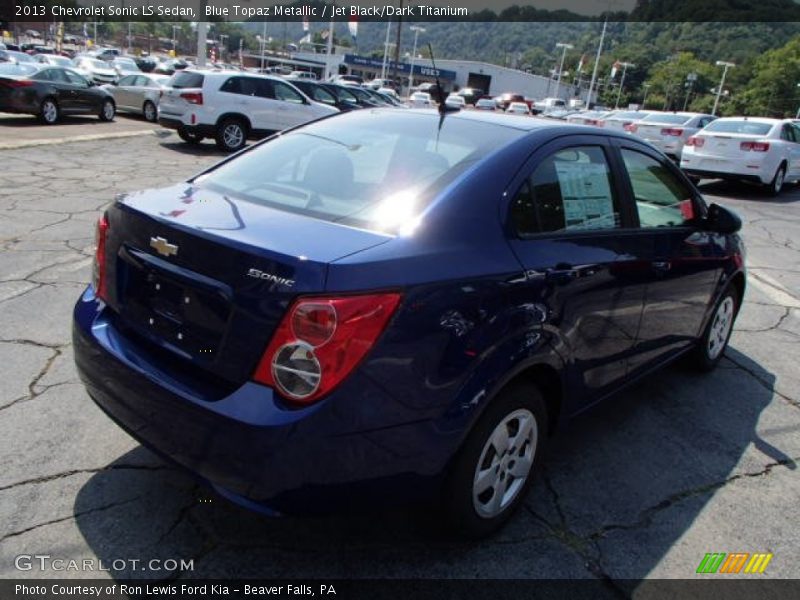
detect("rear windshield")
[641,113,692,125]
[196,111,521,234]
[702,120,774,135]
[613,111,648,120]
[0,63,37,76]
[169,71,204,89]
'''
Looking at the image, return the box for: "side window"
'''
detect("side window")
[254,79,274,99]
[238,77,259,96]
[699,117,714,128]
[510,146,622,235]
[63,69,88,87]
[792,124,800,142]
[621,149,696,228]
[219,77,241,94]
[780,124,796,143]
[312,86,336,105]
[273,81,305,104]
[118,75,136,86]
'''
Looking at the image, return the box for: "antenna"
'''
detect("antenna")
[427,43,447,115]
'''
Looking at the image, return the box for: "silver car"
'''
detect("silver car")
[106,73,170,122]
[629,112,716,160]
[603,110,655,132]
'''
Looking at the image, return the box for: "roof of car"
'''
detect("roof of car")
[710,116,785,124]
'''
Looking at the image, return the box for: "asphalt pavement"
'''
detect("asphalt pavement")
[0,117,798,588]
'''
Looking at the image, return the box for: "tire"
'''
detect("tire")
[215,117,247,153]
[99,99,115,122]
[142,100,157,123]
[38,98,59,124]
[177,127,204,144]
[444,383,548,539]
[689,288,738,372]
[766,164,786,197]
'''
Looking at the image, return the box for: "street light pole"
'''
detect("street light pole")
[614,61,634,109]
[554,42,573,100]
[172,25,180,55]
[641,83,651,108]
[586,18,607,107]
[218,34,228,62]
[407,26,425,95]
[712,60,735,116]
[381,21,392,79]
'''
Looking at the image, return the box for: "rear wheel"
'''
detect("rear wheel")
[767,164,786,196]
[142,100,157,123]
[444,383,547,539]
[215,118,247,152]
[99,99,115,122]
[177,127,204,144]
[39,98,59,124]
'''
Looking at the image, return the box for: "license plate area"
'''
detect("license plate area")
[118,246,231,361]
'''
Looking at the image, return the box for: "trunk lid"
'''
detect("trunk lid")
[104,183,391,386]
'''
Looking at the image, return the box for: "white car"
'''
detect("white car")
[681,117,800,195]
[474,98,496,111]
[158,70,339,152]
[289,70,317,81]
[603,110,655,132]
[445,94,466,109]
[628,112,716,160]
[408,92,432,108]
[565,110,611,126]
[506,102,531,115]
[110,56,141,76]
[72,57,118,85]
[33,54,73,68]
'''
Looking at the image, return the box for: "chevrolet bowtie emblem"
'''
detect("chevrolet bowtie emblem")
[150,236,178,257]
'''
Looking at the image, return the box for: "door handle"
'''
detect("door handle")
[545,264,578,283]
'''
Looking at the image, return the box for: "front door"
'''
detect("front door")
[505,136,647,408]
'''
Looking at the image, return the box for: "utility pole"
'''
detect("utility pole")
[712,61,735,116]
[586,18,607,107]
[380,21,392,79]
[554,42,573,100]
[614,61,634,109]
[642,83,651,108]
[407,26,425,96]
[196,1,208,68]
[392,0,404,84]
[325,2,335,80]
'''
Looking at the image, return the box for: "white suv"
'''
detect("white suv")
[158,70,339,152]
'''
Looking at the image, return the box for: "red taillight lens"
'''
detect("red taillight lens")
[686,136,705,148]
[661,128,684,136]
[180,91,203,105]
[741,141,770,152]
[1,79,34,88]
[253,293,402,405]
[625,123,638,133]
[92,214,109,301]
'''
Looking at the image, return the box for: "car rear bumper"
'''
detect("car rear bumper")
[158,115,217,138]
[72,287,449,514]
[680,155,772,184]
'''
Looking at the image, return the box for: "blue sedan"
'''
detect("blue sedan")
[73,109,745,537]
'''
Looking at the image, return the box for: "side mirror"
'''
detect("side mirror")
[705,203,742,234]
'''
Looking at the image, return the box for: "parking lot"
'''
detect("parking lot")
[0,114,798,587]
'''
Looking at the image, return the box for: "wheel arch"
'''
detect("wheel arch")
[215,112,252,134]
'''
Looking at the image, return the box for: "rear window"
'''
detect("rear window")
[703,120,774,135]
[196,111,521,234]
[169,71,204,89]
[0,63,37,76]
[641,113,692,125]
[614,111,648,120]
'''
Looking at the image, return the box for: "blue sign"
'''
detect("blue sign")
[344,54,456,80]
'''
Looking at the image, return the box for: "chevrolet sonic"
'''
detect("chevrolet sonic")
[73,109,745,537]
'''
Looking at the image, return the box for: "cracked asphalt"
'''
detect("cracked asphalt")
[0,121,798,587]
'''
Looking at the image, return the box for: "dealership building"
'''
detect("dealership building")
[242,50,593,101]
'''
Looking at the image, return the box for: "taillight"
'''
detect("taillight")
[686,136,705,148]
[180,91,203,105]
[254,293,402,405]
[625,123,638,133]
[595,120,605,127]
[92,214,109,302]
[1,79,34,88]
[661,128,684,136]
[740,141,770,152]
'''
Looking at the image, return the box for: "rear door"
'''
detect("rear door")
[612,140,724,373]
[271,80,314,129]
[505,135,647,407]
[114,74,137,109]
[780,123,800,179]
[31,68,73,110]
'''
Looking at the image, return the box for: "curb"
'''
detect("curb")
[0,129,159,150]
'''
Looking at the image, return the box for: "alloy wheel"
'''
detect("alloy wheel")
[42,100,57,124]
[707,296,735,360]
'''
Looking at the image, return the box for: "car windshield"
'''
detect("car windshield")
[195,111,522,234]
[641,113,693,125]
[0,63,37,76]
[702,120,774,135]
[8,51,34,63]
[49,56,72,66]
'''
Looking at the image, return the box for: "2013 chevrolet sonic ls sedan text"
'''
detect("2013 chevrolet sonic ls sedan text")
[73,109,745,537]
